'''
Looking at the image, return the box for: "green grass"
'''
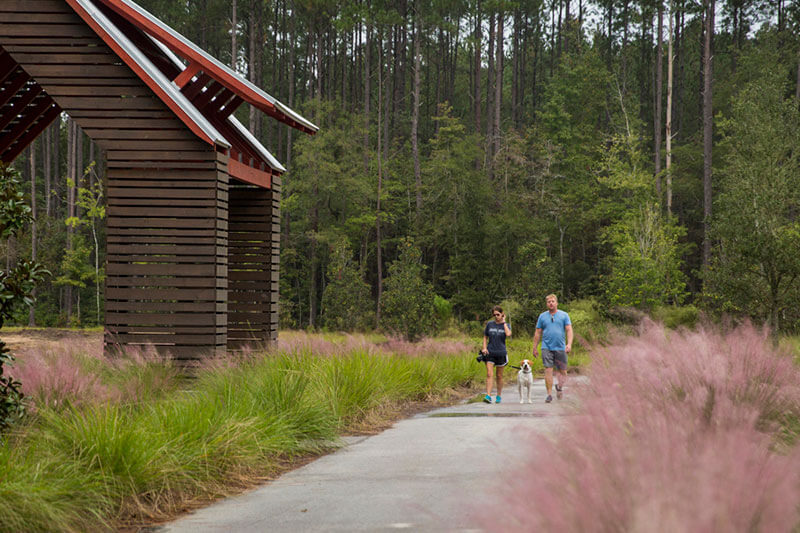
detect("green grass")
[0,342,484,532]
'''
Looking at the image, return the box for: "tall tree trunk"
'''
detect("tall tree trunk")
[675,0,685,138]
[309,190,318,328]
[666,0,674,214]
[512,9,520,127]
[493,9,503,162]
[702,0,714,272]
[375,33,384,326]
[473,2,482,134]
[44,123,52,218]
[29,145,37,326]
[248,0,259,134]
[230,0,237,69]
[654,1,664,194]
[412,4,422,225]
[364,22,371,172]
[287,11,296,167]
[487,11,495,141]
[65,119,76,321]
[796,44,800,106]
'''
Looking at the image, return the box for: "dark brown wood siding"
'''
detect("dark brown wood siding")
[104,150,229,362]
[227,176,280,348]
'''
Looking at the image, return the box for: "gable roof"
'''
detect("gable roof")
[64,0,316,177]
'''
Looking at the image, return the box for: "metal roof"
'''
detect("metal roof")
[66,0,316,178]
[69,0,231,149]
[150,37,287,173]
[95,0,319,134]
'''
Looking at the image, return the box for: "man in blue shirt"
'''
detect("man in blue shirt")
[532,294,573,403]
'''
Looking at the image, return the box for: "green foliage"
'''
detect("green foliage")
[705,54,800,333]
[432,295,453,324]
[0,165,49,430]
[601,203,688,309]
[651,305,700,330]
[0,341,479,530]
[321,238,373,331]
[562,298,608,345]
[381,240,435,341]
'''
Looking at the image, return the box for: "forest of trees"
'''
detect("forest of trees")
[3,0,800,335]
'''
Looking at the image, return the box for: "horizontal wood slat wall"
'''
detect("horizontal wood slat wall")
[227,179,280,349]
[2,0,283,361]
[105,151,229,361]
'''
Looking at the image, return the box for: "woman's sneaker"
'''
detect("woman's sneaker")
[483,394,492,403]
[495,396,502,404]
[556,384,563,399]
[545,395,553,403]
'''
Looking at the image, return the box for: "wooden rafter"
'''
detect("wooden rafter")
[1,103,60,163]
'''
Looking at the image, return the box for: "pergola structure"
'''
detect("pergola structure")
[0,0,317,362]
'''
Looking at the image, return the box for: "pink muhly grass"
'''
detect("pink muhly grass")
[14,338,109,409]
[486,321,800,532]
[14,339,175,409]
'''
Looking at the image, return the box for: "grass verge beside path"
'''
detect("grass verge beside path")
[0,333,483,533]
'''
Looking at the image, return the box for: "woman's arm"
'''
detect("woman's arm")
[482,336,488,353]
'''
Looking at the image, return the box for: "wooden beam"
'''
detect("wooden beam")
[0,97,55,155]
[1,103,60,163]
[172,61,200,89]
[0,83,42,131]
[228,159,272,189]
[0,70,30,107]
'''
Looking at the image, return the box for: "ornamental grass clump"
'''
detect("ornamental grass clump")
[14,339,178,409]
[488,321,800,532]
[0,334,480,532]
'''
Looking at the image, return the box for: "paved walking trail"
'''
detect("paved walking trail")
[158,377,579,532]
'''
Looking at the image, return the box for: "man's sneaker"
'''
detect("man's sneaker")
[556,384,563,400]
[483,394,492,404]
[495,396,502,404]
[545,395,553,403]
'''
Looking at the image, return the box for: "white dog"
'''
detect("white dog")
[517,359,534,404]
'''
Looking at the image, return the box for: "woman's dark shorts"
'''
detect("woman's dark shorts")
[541,349,567,371]
[485,353,508,367]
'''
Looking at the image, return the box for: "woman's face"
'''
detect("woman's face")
[493,310,503,321]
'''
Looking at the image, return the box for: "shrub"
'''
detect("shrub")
[0,164,49,430]
[651,304,699,329]
[432,295,453,325]
[320,238,374,331]
[380,240,435,341]
[561,298,608,345]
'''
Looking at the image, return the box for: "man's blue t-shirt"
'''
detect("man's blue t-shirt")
[536,310,571,351]
[484,321,510,355]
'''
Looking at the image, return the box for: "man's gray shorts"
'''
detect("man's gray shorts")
[541,349,567,371]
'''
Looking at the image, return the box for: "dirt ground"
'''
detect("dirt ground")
[1,328,103,353]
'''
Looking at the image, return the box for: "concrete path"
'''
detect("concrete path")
[157,377,579,533]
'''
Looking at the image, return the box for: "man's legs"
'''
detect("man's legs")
[544,367,553,396]
[556,369,566,398]
[555,352,568,399]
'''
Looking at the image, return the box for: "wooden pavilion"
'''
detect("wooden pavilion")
[0,0,317,362]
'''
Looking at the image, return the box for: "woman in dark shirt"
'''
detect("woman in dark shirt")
[480,305,512,403]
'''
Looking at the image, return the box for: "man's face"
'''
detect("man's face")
[546,297,558,311]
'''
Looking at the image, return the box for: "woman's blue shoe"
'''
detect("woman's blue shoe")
[483,394,492,403]
[495,396,502,404]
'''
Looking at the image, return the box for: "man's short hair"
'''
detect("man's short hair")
[545,294,558,302]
